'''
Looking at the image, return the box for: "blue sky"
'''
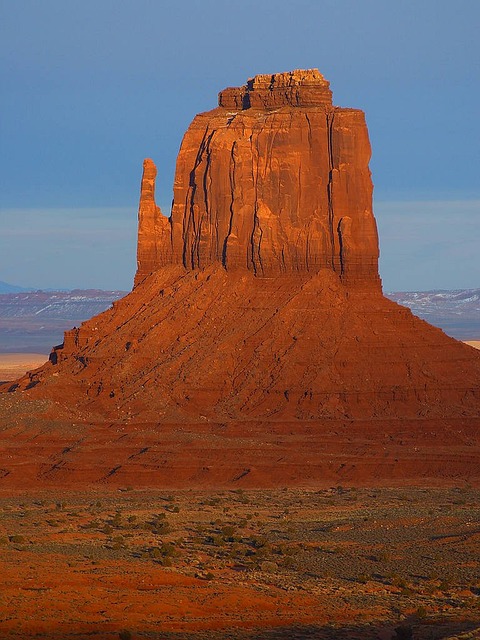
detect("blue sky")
[1,0,479,291]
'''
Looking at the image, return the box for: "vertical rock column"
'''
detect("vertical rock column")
[329,109,381,289]
[134,158,172,286]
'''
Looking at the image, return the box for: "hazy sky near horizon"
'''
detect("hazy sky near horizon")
[1,0,479,291]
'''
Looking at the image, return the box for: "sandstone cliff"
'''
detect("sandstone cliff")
[135,69,379,289]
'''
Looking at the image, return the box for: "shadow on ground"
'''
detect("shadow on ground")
[18,619,480,640]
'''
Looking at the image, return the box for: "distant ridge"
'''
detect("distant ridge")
[0,280,32,294]
[386,288,480,340]
[0,289,126,353]
[0,280,72,294]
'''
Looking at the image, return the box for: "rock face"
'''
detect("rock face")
[1,69,480,488]
[135,69,380,289]
[135,159,172,285]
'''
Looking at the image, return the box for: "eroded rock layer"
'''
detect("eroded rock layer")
[135,69,380,289]
[18,265,480,423]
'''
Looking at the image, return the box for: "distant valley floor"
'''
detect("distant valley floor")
[386,288,480,340]
[0,289,126,354]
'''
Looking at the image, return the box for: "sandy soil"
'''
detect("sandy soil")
[0,488,478,639]
[0,352,47,381]
[464,341,480,350]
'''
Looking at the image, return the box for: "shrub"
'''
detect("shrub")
[9,535,25,544]
[109,535,126,550]
[281,556,296,568]
[221,525,235,539]
[210,534,225,547]
[153,520,170,534]
[165,505,180,513]
[439,578,452,592]
[111,512,122,526]
[159,542,177,557]
[144,514,170,534]
[144,542,178,565]
[46,519,61,527]
[260,560,278,573]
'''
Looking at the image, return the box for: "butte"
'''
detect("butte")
[1,70,480,488]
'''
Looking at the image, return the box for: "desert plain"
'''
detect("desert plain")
[1,486,479,640]
[0,354,48,383]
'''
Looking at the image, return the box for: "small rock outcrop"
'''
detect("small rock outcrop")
[135,69,380,289]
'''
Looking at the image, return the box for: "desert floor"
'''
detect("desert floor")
[464,341,480,350]
[0,487,479,639]
[0,353,47,382]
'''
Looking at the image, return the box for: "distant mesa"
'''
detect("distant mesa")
[1,70,479,488]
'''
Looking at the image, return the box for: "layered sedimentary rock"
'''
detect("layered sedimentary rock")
[135,158,171,284]
[1,70,480,488]
[135,69,380,289]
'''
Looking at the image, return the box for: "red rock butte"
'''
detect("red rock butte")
[135,69,380,289]
[1,70,480,489]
